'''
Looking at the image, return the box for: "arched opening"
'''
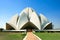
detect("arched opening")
[20,22,39,32]
[44,23,53,30]
[6,23,15,30]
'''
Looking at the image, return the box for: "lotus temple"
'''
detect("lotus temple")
[4,7,53,32]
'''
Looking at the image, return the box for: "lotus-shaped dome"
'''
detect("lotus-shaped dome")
[6,7,53,30]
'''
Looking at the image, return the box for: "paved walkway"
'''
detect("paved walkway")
[23,31,41,40]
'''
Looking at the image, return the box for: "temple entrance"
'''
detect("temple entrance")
[20,22,38,33]
[27,29,32,32]
[21,22,38,30]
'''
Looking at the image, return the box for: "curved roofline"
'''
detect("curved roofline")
[19,22,39,30]
[42,22,52,30]
[19,7,39,17]
[6,22,16,30]
[40,13,49,22]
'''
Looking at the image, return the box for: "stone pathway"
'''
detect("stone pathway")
[23,31,41,40]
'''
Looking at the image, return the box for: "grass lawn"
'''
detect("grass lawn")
[0,32,26,40]
[35,32,60,40]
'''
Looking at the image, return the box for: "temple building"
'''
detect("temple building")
[6,7,53,31]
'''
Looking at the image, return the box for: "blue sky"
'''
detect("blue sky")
[0,0,60,29]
